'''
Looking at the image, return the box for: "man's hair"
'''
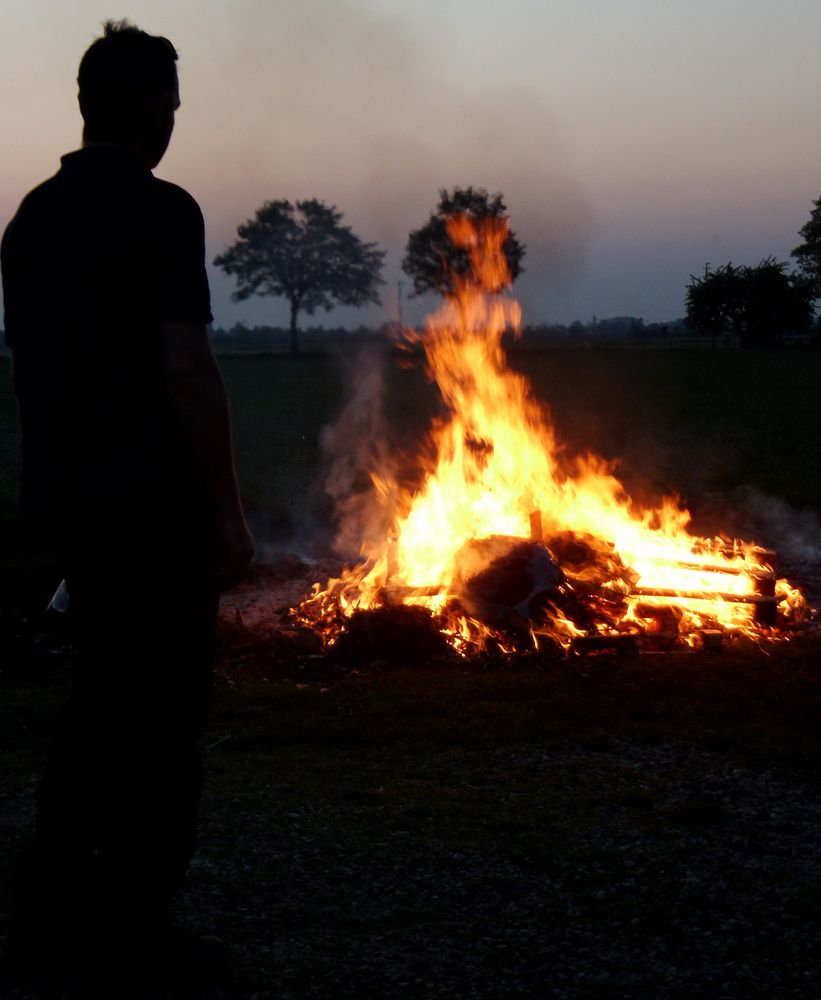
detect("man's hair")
[78,19,178,144]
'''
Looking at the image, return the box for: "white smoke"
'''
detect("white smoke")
[320,343,400,562]
[732,486,821,565]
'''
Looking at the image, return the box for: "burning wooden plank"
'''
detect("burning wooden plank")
[632,587,778,621]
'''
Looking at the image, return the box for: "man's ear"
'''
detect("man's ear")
[154,92,169,113]
[152,90,179,120]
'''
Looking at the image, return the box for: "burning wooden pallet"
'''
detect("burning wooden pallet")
[296,215,810,662]
[376,507,787,655]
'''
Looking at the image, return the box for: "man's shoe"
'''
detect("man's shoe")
[80,927,233,997]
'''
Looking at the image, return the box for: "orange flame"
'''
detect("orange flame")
[301,214,806,650]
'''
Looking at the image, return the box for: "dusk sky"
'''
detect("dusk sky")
[3,0,821,329]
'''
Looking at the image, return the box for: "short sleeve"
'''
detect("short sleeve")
[153,182,213,324]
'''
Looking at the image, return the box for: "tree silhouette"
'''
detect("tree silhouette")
[214,199,385,355]
[402,186,525,297]
[686,259,814,347]
[792,196,821,295]
[685,263,746,346]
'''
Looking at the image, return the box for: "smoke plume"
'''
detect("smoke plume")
[320,344,399,562]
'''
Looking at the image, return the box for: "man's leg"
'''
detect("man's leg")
[6,565,120,975]
[84,567,218,969]
[7,508,221,986]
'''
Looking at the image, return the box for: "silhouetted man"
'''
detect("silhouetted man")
[1,19,253,991]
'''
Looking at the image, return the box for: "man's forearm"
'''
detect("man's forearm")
[165,359,244,522]
[160,321,248,528]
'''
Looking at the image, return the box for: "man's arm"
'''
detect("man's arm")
[161,321,254,587]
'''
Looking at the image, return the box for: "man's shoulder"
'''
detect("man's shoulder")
[1,172,63,261]
[7,171,63,222]
[151,178,205,227]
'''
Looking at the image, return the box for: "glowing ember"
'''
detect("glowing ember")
[298,214,807,653]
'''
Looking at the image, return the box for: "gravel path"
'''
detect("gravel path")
[169,738,821,1000]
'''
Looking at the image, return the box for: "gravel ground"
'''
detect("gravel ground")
[5,732,821,999]
[170,738,821,1000]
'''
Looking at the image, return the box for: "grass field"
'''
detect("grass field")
[217,346,821,526]
[1,347,821,998]
[2,347,820,543]
[222,346,821,561]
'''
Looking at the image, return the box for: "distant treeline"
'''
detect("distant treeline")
[1,315,817,355]
[206,316,785,353]
[211,316,704,352]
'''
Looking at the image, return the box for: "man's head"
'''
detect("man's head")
[78,20,179,168]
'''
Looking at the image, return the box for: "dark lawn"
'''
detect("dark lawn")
[509,347,821,512]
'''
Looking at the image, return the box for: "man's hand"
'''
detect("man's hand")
[161,321,254,590]
[214,511,255,591]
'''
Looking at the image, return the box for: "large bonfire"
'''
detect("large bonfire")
[298,214,806,654]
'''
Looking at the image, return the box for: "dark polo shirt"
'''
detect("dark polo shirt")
[1,146,213,555]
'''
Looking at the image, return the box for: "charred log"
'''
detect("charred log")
[570,633,639,657]
[697,629,724,652]
[332,605,456,665]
